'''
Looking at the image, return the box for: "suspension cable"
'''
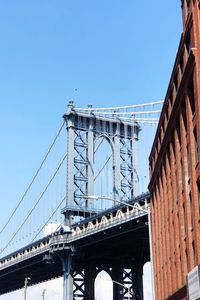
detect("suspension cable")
[31,195,66,243]
[130,118,159,121]
[94,137,104,154]
[94,154,112,181]
[0,121,65,237]
[76,100,164,111]
[0,152,67,255]
[91,110,162,115]
[117,117,159,124]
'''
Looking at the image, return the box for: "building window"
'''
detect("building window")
[188,80,195,116]
[184,0,190,23]
[181,159,185,191]
[185,249,188,273]
[186,0,190,7]
[185,31,192,54]
[180,54,184,74]
[187,145,191,178]
[189,192,194,230]
[182,99,188,133]
[193,127,199,165]
[176,119,181,147]
[192,240,196,265]
[169,96,173,111]
[166,104,169,121]
[197,181,200,219]
[183,203,187,237]
[174,74,178,91]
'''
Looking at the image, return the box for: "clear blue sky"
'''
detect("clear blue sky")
[0,0,182,211]
[0,1,182,298]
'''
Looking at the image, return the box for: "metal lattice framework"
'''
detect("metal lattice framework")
[62,101,142,223]
[73,269,85,300]
[71,266,143,300]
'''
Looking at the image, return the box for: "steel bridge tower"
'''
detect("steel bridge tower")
[60,101,145,300]
[62,101,141,224]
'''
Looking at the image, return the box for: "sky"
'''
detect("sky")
[0,0,182,299]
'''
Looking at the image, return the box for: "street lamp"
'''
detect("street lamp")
[84,195,155,300]
[24,276,31,300]
[42,289,46,300]
[99,275,134,300]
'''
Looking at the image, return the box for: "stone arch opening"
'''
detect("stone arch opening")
[143,261,153,300]
[95,270,113,300]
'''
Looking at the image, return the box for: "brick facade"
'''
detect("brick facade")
[148,1,200,299]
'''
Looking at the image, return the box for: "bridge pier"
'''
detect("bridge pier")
[132,264,144,300]
[56,251,73,300]
[112,266,124,300]
[69,262,146,300]
[62,262,145,300]
[84,264,96,300]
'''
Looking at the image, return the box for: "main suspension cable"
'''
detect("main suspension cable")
[31,195,66,243]
[76,100,164,111]
[94,137,104,154]
[0,152,67,255]
[91,110,162,116]
[94,154,112,181]
[0,121,65,237]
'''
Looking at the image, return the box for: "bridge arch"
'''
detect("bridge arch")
[95,133,115,152]
[93,134,114,210]
[95,270,113,300]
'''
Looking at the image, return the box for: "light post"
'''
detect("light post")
[112,279,133,300]
[99,276,134,300]
[42,289,46,300]
[84,194,155,300]
[24,276,31,300]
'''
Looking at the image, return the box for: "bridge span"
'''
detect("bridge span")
[0,193,150,299]
[0,101,161,299]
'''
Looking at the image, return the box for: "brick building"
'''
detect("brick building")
[148,1,200,299]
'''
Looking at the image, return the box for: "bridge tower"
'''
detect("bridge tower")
[60,101,145,300]
[62,100,141,225]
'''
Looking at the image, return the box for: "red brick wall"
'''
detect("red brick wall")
[149,1,200,299]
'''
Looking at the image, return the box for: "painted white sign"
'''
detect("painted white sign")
[187,265,200,300]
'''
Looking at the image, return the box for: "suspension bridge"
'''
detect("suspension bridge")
[0,100,163,300]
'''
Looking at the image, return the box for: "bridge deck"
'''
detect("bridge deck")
[0,193,150,295]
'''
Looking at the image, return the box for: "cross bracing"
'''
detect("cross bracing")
[62,101,142,224]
